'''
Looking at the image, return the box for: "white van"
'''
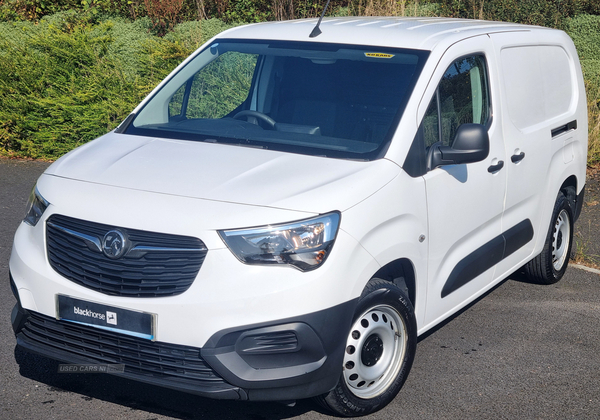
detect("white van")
[10,17,587,416]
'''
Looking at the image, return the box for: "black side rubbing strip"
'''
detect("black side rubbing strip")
[502,219,534,258]
[551,120,577,138]
[441,219,534,298]
[441,236,504,299]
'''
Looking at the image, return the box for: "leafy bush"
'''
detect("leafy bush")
[0,18,135,157]
[165,18,231,47]
[566,14,600,63]
[566,14,600,166]
[0,13,233,159]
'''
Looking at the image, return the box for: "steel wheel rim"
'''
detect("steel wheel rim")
[343,305,407,399]
[552,208,570,271]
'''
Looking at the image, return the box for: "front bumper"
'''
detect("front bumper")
[12,289,357,401]
[9,176,378,401]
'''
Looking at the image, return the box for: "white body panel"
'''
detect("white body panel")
[418,35,508,329]
[490,30,588,277]
[47,132,400,215]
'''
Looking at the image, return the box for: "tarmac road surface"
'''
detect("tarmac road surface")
[1,158,599,420]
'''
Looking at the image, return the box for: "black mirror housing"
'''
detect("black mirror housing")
[428,123,490,170]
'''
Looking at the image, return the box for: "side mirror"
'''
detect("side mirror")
[428,123,490,171]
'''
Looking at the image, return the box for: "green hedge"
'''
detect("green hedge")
[1,11,600,164]
[566,14,600,166]
[0,12,232,159]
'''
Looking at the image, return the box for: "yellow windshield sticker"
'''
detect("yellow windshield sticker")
[365,53,395,59]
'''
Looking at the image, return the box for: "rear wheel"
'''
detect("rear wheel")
[525,192,574,284]
[315,279,417,417]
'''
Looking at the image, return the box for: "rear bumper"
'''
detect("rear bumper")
[12,292,356,401]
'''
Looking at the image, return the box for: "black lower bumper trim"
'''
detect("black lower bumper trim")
[202,298,358,400]
[12,297,358,402]
[13,305,245,400]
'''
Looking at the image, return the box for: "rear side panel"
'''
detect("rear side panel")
[490,30,587,279]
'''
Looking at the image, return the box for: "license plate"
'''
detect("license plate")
[56,295,155,340]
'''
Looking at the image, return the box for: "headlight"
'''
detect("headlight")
[23,186,49,226]
[218,212,341,272]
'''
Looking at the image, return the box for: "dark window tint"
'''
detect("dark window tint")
[126,40,429,161]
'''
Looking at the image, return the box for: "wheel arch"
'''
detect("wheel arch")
[371,258,416,307]
[559,175,578,219]
[559,175,577,193]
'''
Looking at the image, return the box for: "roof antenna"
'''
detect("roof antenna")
[309,0,331,38]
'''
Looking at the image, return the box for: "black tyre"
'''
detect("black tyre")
[525,192,574,284]
[315,279,417,417]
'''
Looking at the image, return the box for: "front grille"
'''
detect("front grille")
[46,214,207,297]
[20,311,225,385]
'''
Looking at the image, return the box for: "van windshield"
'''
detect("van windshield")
[125,40,429,160]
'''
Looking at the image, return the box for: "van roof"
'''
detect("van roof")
[219,17,557,51]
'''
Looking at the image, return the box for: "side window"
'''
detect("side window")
[425,55,490,147]
[404,54,490,176]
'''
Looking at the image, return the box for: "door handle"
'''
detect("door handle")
[511,152,525,163]
[487,160,504,173]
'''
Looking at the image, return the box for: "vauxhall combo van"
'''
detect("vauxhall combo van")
[10,17,587,416]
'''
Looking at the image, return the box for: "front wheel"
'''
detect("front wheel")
[525,191,574,284]
[315,279,417,417]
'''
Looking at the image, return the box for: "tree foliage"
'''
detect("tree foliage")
[437,0,600,29]
[0,0,348,24]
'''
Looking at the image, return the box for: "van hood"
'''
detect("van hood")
[46,132,401,214]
